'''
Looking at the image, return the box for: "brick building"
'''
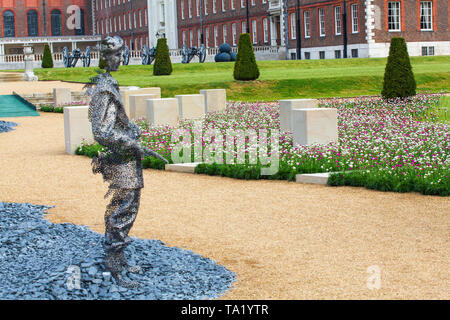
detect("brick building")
[0,0,99,55]
[92,0,150,51]
[176,0,450,59]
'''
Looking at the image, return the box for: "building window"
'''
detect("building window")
[387,2,401,31]
[420,1,433,31]
[3,10,15,37]
[205,27,209,47]
[263,18,269,43]
[204,0,208,15]
[242,21,246,34]
[252,20,257,44]
[304,11,310,38]
[351,4,358,33]
[318,8,325,37]
[232,23,237,46]
[223,24,227,43]
[214,25,218,47]
[222,0,226,11]
[182,30,186,44]
[290,52,296,60]
[27,10,39,37]
[213,0,217,13]
[189,0,192,18]
[351,49,359,58]
[181,0,185,19]
[304,52,310,59]
[290,13,296,39]
[241,0,245,8]
[231,0,235,10]
[334,6,341,35]
[335,50,341,59]
[75,9,85,35]
[422,46,435,56]
[319,51,325,59]
[51,10,62,36]
[198,29,202,47]
[196,0,200,16]
[189,29,193,47]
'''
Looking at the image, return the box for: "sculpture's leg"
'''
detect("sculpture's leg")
[104,188,142,288]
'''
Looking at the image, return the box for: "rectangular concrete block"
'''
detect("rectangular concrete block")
[200,89,227,113]
[295,172,331,185]
[146,98,180,127]
[175,94,205,120]
[292,108,338,146]
[165,162,202,174]
[280,99,319,133]
[129,94,158,121]
[53,88,71,107]
[120,87,161,116]
[64,106,94,155]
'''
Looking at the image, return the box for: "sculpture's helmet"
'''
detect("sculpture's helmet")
[101,36,124,57]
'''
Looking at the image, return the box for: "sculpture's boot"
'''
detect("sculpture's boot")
[118,251,142,274]
[105,250,140,288]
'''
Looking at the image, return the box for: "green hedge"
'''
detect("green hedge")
[41,44,54,68]
[382,37,416,99]
[233,33,260,81]
[39,105,64,113]
[153,38,173,76]
[328,168,449,196]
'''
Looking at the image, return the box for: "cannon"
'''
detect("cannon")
[122,45,130,65]
[63,46,91,68]
[141,45,156,65]
[181,44,206,64]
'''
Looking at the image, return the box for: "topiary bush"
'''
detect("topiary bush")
[41,44,54,68]
[382,37,416,99]
[153,38,173,76]
[233,33,260,81]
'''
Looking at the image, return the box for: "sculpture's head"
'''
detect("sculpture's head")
[100,36,123,72]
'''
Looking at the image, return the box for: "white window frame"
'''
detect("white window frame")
[334,6,341,35]
[223,24,227,43]
[181,0,185,20]
[214,25,218,47]
[387,2,401,31]
[232,23,237,46]
[304,11,310,38]
[290,13,296,39]
[263,18,268,43]
[252,19,257,44]
[351,4,358,33]
[318,8,325,37]
[420,1,433,31]
[189,0,192,18]
[222,0,226,12]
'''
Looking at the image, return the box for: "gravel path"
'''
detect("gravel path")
[0,113,449,299]
[0,81,86,95]
[0,202,234,300]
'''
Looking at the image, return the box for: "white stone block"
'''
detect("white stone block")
[129,94,158,121]
[292,108,338,146]
[120,87,161,116]
[200,89,227,113]
[64,106,94,155]
[295,172,331,185]
[53,88,71,107]
[146,98,180,126]
[279,99,319,133]
[165,163,202,174]
[175,94,205,120]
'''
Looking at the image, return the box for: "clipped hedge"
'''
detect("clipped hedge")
[41,44,54,68]
[233,33,260,81]
[153,38,173,76]
[39,105,64,113]
[382,37,416,99]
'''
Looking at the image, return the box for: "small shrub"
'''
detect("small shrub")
[41,44,54,68]
[382,37,416,99]
[153,38,173,76]
[233,33,260,81]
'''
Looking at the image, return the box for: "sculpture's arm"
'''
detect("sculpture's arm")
[91,92,144,155]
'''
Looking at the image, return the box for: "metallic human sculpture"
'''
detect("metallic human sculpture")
[86,36,168,288]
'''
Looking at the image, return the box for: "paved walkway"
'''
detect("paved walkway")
[0,80,86,95]
[1,113,449,299]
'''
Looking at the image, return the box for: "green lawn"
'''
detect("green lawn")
[29,55,450,101]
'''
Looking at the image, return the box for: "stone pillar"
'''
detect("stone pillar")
[64,106,94,154]
[292,108,338,146]
[146,98,179,127]
[200,89,226,113]
[53,88,72,107]
[279,99,319,133]
[175,94,205,120]
[129,94,158,121]
[23,44,38,81]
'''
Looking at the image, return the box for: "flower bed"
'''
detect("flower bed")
[76,94,449,196]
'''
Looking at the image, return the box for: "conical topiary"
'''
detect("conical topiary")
[382,37,416,99]
[153,38,172,76]
[41,44,54,68]
[233,33,259,81]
